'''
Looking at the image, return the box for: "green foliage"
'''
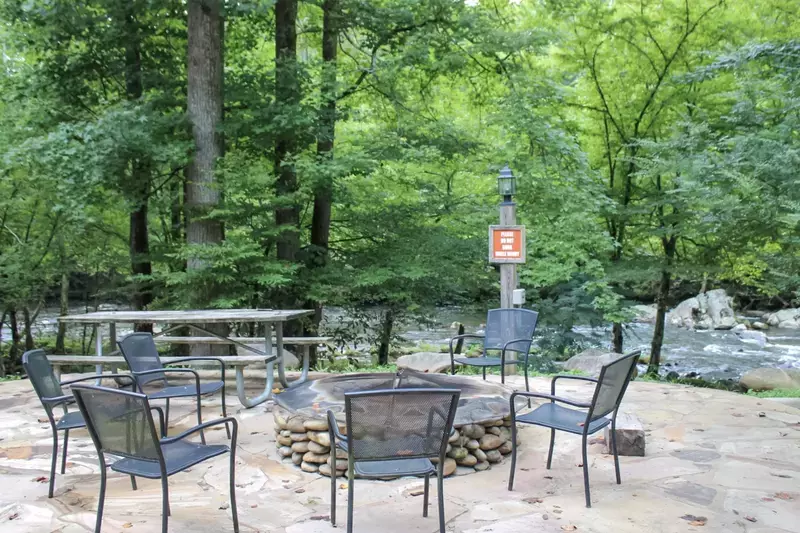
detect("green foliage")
[746,388,800,398]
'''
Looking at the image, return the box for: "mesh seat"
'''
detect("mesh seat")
[508,351,641,508]
[71,384,239,533]
[112,440,229,479]
[56,411,86,431]
[516,403,610,435]
[118,332,230,441]
[327,387,460,533]
[147,381,224,400]
[449,308,539,388]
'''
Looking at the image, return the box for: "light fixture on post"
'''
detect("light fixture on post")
[497,164,516,202]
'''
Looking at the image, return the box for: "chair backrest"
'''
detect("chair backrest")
[344,388,460,462]
[484,308,539,353]
[22,349,64,407]
[588,350,641,421]
[118,333,166,386]
[72,384,162,462]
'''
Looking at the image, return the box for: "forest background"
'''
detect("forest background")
[0,0,798,377]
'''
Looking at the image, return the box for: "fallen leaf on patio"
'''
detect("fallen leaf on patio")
[544,475,553,480]
[553,509,562,514]
[408,488,425,497]
[774,492,794,500]
[761,497,774,502]
[37,418,48,423]
[250,504,258,508]
[577,422,585,427]
[122,523,133,529]
[33,476,48,483]
[339,483,348,489]
[757,412,766,417]
[542,514,549,520]
[744,516,757,523]
[520,468,531,471]
[560,525,577,531]
[219,503,229,510]
[689,521,706,527]
[680,515,707,525]
[272,388,282,393]
[771,473,791,478]
[576,463,583,467]
[310,515,329,521]
[731,413,743,418]
[8,513,19,520]
[523,497,543,504]
[295,488,306,494]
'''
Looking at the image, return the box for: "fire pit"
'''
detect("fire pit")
[272,370,515,477]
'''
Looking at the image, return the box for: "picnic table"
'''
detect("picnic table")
[57,309,314,407]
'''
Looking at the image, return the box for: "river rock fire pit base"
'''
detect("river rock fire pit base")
[272,370,516,477]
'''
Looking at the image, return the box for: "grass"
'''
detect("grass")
[746,388,800,398]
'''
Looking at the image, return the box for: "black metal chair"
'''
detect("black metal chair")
[118,332,229,441]
[327,388,460,533]
[22,349,136,498]
[71,383,239,533]
[449,308,539,389]
[507,350,641,507]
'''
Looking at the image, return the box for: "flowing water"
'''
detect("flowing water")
[8,305,800,380]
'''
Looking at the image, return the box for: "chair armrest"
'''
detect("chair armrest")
[165,357,225,384]
[551,375,598,396]
[449,334,485,370]
[509,391,591,411]
[326,410,347,442]
[501,338,533,364]
[150,406,167,438]
[61,374,136,389]
[41,394,75,406]
[161,417,238,444]
[133,368,201,400]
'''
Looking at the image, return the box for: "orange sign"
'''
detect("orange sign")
[489,225,526,264]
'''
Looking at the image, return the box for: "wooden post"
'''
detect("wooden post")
[499,201,518,374]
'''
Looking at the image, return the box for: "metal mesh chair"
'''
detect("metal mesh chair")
[326,388,460,533]
[71,384,239,533]
[22,349,135,498]
[118,332,229,441]
[449,308,539,389]
[507,350,641,507]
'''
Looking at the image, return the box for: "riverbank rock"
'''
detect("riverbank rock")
[564,349,638,378]
[766,309,800,329]
[752,321,769,331]
[396,352,458,374]
[739,368,800,391]
[630,304,658,323]
[237,345,299,368]
[603,413,645,457]
[669,289,736,330]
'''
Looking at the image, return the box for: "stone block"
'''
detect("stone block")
[603,413,645,457]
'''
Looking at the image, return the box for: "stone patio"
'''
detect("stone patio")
[1,373,798,532]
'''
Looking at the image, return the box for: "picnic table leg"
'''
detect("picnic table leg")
[108,323,118,375]
[287,345,310,389]
[235,360,275,409]
[275,322,290,388]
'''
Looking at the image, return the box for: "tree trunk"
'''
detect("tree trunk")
[22,307,34,351]
[454,323,465,354]
[377,309,394,366]
[9,308,20,372]
[186,0,227,355]
[274,0,300,262]
[649,236,677,374]
[0,311,6,377]
[55,272,69,353]
[611,322,623,353]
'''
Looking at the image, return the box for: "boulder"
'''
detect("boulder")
[479,434,503,451]
[396,352,459,374]
[290,432,308,442]
[630,304,658,323]
[563,349,638,378]
[447,446,469,461]
[766,309,800,329]
[485,450,503,463]
[466,439,480,450]
[300,461,319,473]
[303,418,329,432]
[278,446,293,457]
[302,452,329,464]
[669,289,737,330]
[732,323,748,332]
[473,448,487,462]
[498,441,513,455]
[307,441,330,454]
[740,368,800,391]
[474,462,490,471]
[457,453,478,467]
[735,330,768,348]
[308,431,331,447]
[752,321,769,331]
[291,441,309,454]
[461,424,486,439]
[443,458,457,476]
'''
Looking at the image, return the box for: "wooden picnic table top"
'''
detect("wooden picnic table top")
[58,309,313,324]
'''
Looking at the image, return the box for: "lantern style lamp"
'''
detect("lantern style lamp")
[497,164,516,202]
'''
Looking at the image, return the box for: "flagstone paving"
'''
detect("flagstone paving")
[1,373,798,532]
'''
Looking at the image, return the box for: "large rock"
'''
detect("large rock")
[740,368,800,391]
[766,309,800,329]
[396,352,459,374]
[630,304,658,323]
[563,349,638,378]
[669,289,737,330]
[603,413,645,457]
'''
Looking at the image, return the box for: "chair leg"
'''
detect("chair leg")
[48,429,58,498]
[229,449,239,533]
[437,467,446,533]
[508,422,518,491]
[482,367,486,380]
[422,473,430,517]
[611,417,621,485]
[196,392,206,445]
[164,398,170,437]
[221,386,231,439]
[330,452,337,526]
[546,429,555,470]
[501,363,505,384]
[61,429,69,474]
[582,432,591,508]
[524,366,531,407]
[95,459,107,533]
[346,466,355,533]
[130,475,138,490]
[161,476,170,533]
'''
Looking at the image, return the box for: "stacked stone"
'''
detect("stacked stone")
[273,406,516,477]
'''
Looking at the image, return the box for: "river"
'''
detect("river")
[8,305,800,380]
